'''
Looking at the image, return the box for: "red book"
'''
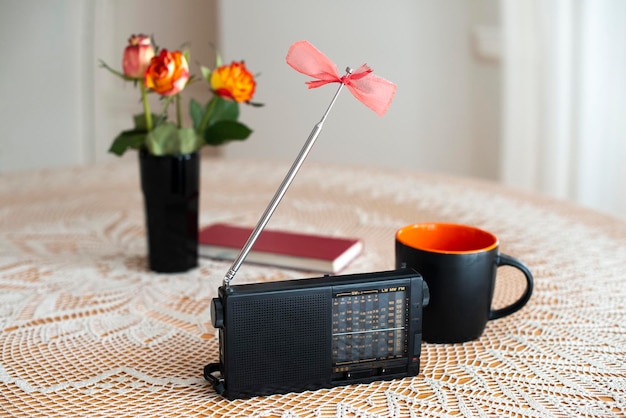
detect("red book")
[198,223,363,273]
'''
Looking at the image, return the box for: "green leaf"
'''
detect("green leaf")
[145,123,202,155]
[177,127,203,154]
[210,96,239,122]
[182,48,191,65]
[200,66,212,82]
[202,120,252,146]
[215,51,223,68]
[99,60,137,82]
[108,130,146,156]
[133,113,162,130]
[145,123,177,155]
[192,96,241,137]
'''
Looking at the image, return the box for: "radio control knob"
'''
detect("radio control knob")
[211,298,224,329]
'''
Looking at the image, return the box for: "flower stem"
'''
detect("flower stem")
[197,96,217,134]
[157,96,174,125]
[141,83,152,131]
[176,94,182,129]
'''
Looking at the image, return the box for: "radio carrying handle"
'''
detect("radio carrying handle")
[222,68,352,289]
[204,363,225,395]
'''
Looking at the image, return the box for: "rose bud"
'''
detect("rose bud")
[122,34,155,79]
[144,49,190,96]
[210,61,257,103]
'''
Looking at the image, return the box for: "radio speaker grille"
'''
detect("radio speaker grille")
[226,288,332,395]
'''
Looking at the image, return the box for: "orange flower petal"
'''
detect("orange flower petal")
[210,61,256,103]
[145,49,189,96]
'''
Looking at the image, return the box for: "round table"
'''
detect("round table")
[1,157,625,417]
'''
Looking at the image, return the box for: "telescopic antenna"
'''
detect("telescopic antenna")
[222,67,353,289]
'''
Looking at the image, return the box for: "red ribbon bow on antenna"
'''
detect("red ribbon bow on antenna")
[286,40,397,116]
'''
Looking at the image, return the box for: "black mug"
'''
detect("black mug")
[395,223,533,343]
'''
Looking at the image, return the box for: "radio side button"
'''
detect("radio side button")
[211,298,224,329]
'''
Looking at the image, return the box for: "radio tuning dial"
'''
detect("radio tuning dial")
[211,298,224,329]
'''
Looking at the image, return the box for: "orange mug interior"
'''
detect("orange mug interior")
[396,223,498,254]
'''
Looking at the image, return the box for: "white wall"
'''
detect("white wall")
[217,0,500,179]
[0,0,501,183]
[2,1,622,217]
[0,0,94,172]
[469,1,502,180]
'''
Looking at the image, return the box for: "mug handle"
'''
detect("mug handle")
[489,253,534,320]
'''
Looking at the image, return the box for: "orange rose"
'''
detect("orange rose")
[145,49,190,96]
[122,34,154,79]
[210,61,256,103]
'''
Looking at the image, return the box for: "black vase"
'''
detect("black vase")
[139,149,200,273]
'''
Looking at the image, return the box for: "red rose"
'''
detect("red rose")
[122,34,154,79]
[145,49,190,96]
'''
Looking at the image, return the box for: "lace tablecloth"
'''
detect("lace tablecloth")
[1,157,625,417]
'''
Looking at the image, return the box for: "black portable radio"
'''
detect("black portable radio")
[203,53,426,399]
[205,268,429,399]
